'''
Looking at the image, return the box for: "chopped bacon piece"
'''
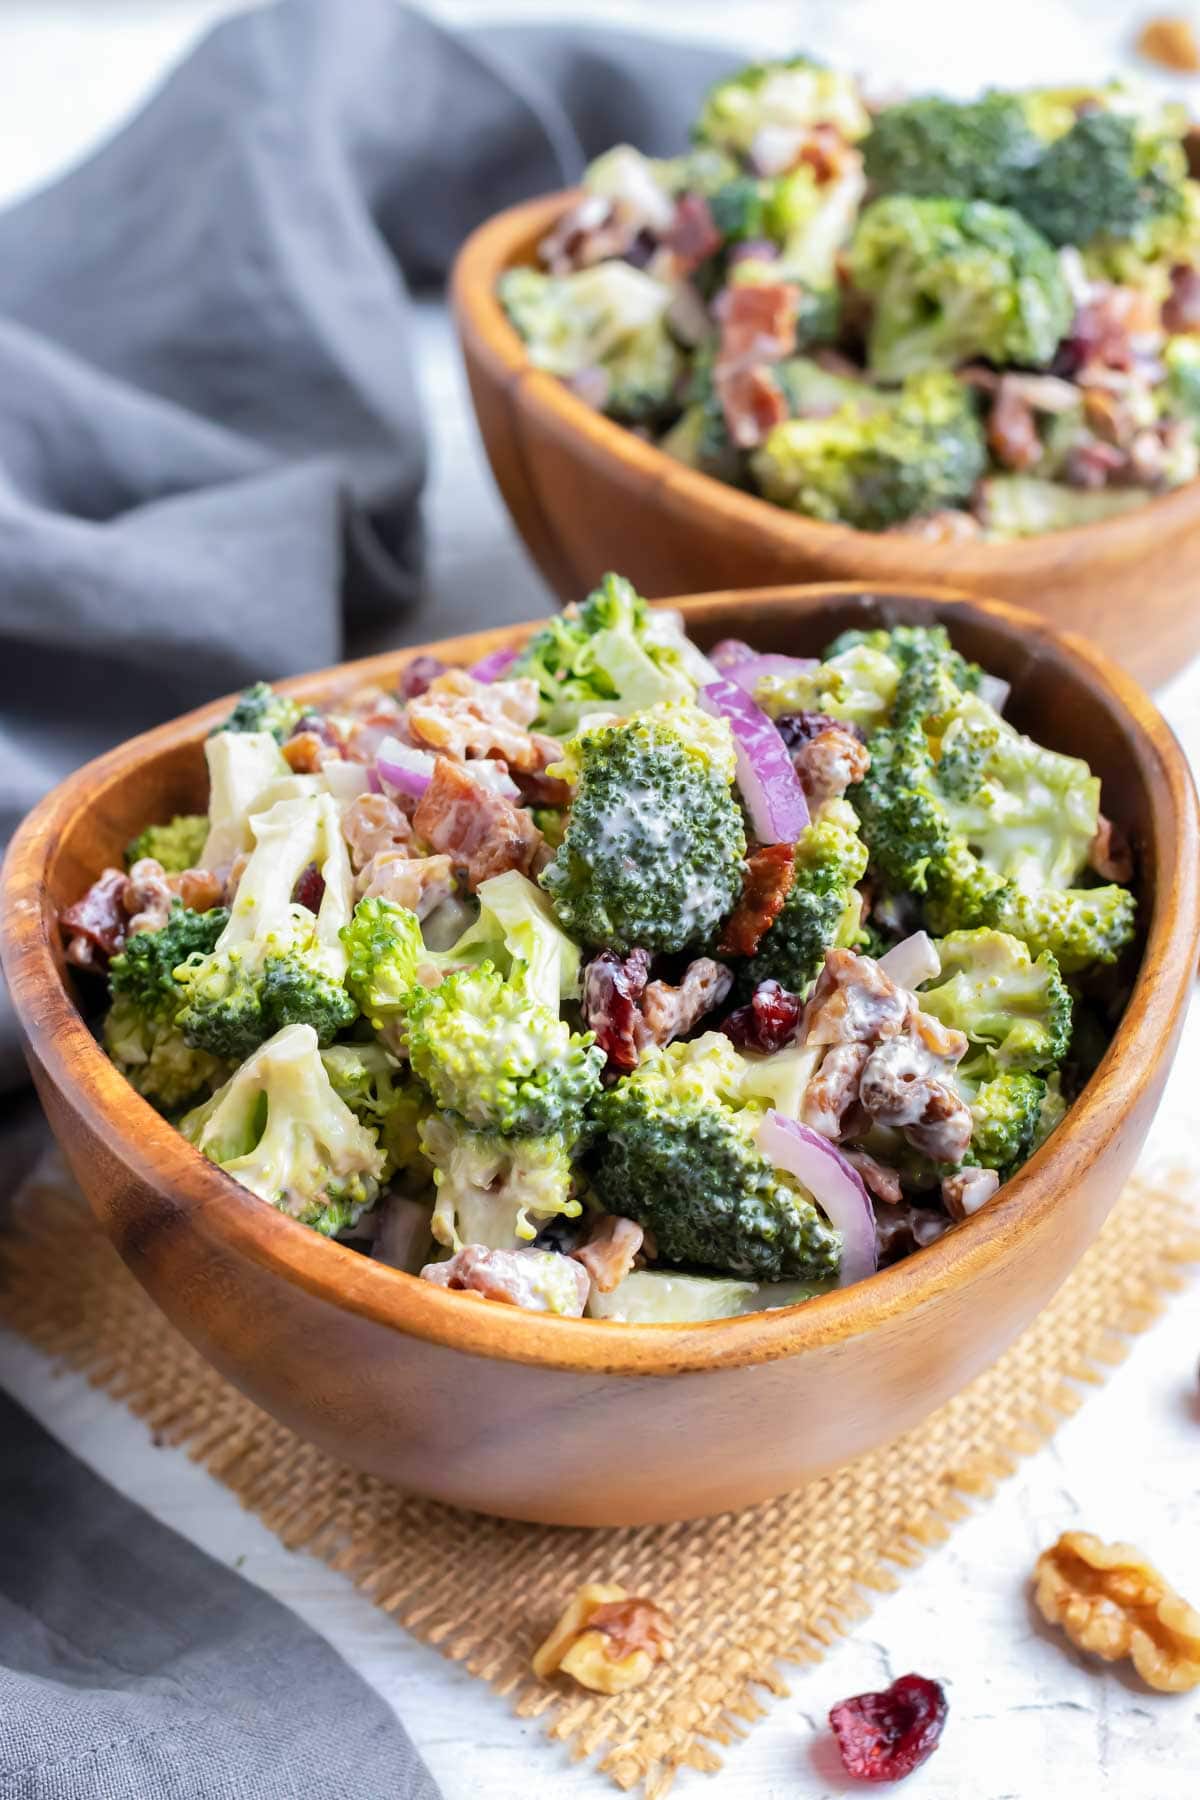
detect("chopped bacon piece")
[802,948,911,1047]
[357,851,454,917]
[398,655,449,702]
[508,732,570,808]
[412,756,543,891]
[716,281,800,365]
[1056,284,1162,380]
[407,668,542,770]
[662,193,721,272]
[61,868,129,968]
[421,1245,590,1315]
[641,957,733,1048]
[988,378,1043,471]
[1089,812,1134,884]
[721,978,805,1054]
[790,725,870,808]
[844,1148,904,1206]
[942,1166,1000,1220]
[341,792,411,873]
[717,844,796,957]
[800,121,851,183]
[802,1042,871,1140]
[122,858,175,936]
[571,1215,646,1294]
[582,949,652,1073]
[342,704,411,766]
[715,364,788,449]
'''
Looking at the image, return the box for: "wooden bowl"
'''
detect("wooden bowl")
[453,192,1200,690]
[3,585,1197,1527]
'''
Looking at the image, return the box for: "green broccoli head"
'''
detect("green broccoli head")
[126,814,209,873]
[175,794,357,1059]
[1014,110,1189,249]
[419,1111,580,1251]
[320,1042,432,1185]
[340,896,425,1031]
[965,1070,1047,1173]
[180,1023,385,1235]
[590,1034,842,1281]
[752,371,987,531]
[498,262,672,382]
[755,641,900,733]
[918,929,1071,1079]
[210,681,304,744]
[406,962,603,1137]
[541,702,747,955]
[991,885,1137,975]
[741,799,868,992]
[862,92,1043,205]
[103,903,231,1110]
[849,196,1072,380]
[601,321,685,427]
[511,572,697,736]
[693,55,869,155]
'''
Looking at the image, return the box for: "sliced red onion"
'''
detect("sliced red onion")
[468,645,520,684]
[376,734,434,800]
[756,1111,877,1287]
[727,652,818,695]
[698,679,810,844]
[710,638,758,672]
[977,673,1010,715]
[877,931,941,991]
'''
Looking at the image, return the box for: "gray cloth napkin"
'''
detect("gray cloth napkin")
[0,4,732,1793]
[0,0,728,1088]
[0,1391,441,1800]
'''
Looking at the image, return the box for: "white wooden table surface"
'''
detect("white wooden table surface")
[2,4,1199,1796]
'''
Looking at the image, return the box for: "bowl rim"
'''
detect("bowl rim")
[451,188,1200,569]
[3,582,1198,1378]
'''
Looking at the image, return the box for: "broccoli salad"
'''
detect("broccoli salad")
[61,582,1138,1324]
[498,57,1200,540]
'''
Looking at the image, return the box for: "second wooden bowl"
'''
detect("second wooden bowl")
[452,192,1200,690]
[2,585,1197,1525]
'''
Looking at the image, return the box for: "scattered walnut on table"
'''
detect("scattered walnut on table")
[1033,1531,1200,1693]
[532,1582,674,1695]
[1136,15,1200,71]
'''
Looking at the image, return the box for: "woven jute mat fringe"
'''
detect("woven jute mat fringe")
[3,1158,1197,1797]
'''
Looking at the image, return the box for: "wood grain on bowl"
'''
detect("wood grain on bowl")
[3,586,1198,1526]
[453,192,1200,690]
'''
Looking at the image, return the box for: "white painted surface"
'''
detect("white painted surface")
[1,3,1199,1795]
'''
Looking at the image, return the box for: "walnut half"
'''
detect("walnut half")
[532,1582,673,1695]
[1033,1531,1200,1693]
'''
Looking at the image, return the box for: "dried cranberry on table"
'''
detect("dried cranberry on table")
[828,1673,948,1783]
[720,978,804,1054]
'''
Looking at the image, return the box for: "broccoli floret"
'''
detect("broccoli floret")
[541,702,746,954]
[320,1042,432,1186]
[1033,1071,1068,1149]
[979,474,1155,539]
[992,886,1137,975]
[602,320,685,426]
[755,641,900,732]
[862,92,1043,205]
[103,903,230,1110]
[658,352,743,484]
[693,56,869,155]
[752,371,987,530]
[498,262,672,380]
[126,814,209,873]
[211,681,304,744]
[590,1034,842,1281]
[775,357,882,420]
[822,625,981,729]
[180,1023,384,1235]
[721,159,868,291]
[741,799,868,991]
[1164,335,1200,427]
[175,793,357,1059]
[918,929,1071,1079]
[1082,179,1200,304]
[966,1070,1047,1173]
[1014,110,1188,249]
[511,573,697,737]
[419,1111,581,1251]
[849,196,1072,380]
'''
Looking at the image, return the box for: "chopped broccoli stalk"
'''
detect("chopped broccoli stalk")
[103,902,230,1111]
[862,92,1043,205]
[591,1034,843,1281]
[175,793,357,1060]
[966,1070,1047,1173]
[126,814,209,873]
[1014,111,1189,249]
[752,371,987,530]
[498,262,671,380]
[180,1023,384,1235]
[420,1111,581,1250]
[199,730,291,870]
[979,475,1156,539]
[741,799,868,992]
[756,642,900,732]
[586,1268,834,1322]
[693,56,870,155]
[919,929,1071,1079]
[320,1042,431,1185]
[511,572,696,737]
[211,682,303,744]
[541,702,746,954]
[849,196,1072,380]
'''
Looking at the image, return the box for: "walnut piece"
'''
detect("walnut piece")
[1137,15,1200,71]
[532,1582,673,1694]
[1033,1531,1200,1693]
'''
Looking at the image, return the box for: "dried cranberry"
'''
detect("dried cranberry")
[772,710,864,750]
[582,949,651,1073]
[721,979,804,1054]
[397,655,447,701]
[828,1674,948,1783]
[292,711,340,749]
[293,863,326,913]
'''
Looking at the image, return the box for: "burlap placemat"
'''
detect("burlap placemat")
[2,1156,1197,1797]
